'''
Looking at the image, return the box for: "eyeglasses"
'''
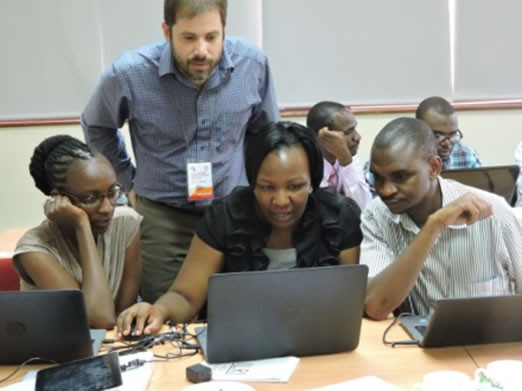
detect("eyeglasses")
[62,184,123,209]
[432,129,463,144]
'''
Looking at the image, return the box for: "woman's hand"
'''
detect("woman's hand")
[44,193,89,228]
[117,302,167,337]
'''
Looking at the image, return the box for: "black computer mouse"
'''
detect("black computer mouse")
[122,320,143,341]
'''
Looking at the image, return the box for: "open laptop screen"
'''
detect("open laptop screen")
[0,290,94,364]
[201,264,368,363]
[440,164,519,205]
[400,294,522,347]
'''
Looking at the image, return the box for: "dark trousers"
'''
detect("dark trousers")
[136,196,202,303]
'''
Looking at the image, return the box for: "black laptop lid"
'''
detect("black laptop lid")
[440,164,519,205]
[205,264,368,363]
[422,295,522,347]
[0,290,94,364]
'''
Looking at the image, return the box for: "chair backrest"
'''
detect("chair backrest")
[0,257,20,291]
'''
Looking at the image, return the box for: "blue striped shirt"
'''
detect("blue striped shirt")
[81,38,279,212]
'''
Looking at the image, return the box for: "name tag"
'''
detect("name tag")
[187,161,214,201]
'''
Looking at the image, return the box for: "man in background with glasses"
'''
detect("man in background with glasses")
[416,96,482,170]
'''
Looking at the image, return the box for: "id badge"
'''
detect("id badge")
[187,161,214,201]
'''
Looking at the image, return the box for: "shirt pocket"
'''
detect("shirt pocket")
[215,109,252,153]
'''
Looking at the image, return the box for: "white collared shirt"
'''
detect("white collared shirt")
[360,177,522,315]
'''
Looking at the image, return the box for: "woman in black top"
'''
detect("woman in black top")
[118,121,362,336]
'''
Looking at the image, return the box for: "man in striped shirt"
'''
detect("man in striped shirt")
[81,0,279,303]
[361,118,522,320]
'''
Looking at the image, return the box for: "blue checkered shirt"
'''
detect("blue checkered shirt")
[81,38,279,212]
[442,142,482,170]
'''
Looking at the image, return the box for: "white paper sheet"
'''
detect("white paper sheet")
[202,356,300,383]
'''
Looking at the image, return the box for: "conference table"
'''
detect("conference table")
[0,228,519,389]
[2,318,515,390]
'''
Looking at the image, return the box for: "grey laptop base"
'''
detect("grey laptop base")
[198,264,368,363]
[90,328,107,355]
[0,290,95,364]
[400,294,522,347]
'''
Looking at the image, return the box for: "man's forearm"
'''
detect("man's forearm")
[365,216,445,320]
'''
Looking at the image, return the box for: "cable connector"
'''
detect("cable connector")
[120,358,147,372]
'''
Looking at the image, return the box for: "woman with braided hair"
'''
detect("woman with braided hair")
[13,135,142,329]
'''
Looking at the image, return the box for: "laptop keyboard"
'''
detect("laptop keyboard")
[415,325,427,336]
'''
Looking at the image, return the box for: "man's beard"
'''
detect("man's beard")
[172,44,220,86]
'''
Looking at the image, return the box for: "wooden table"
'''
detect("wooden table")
[0,319,481,390]
[464,342,522,368]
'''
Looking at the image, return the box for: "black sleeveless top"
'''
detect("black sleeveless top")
[196,187,362,272]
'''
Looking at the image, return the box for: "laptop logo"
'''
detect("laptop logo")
[279,305,298,322]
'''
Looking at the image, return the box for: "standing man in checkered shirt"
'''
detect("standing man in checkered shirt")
[416,96,482,170]
[81,0,279,303]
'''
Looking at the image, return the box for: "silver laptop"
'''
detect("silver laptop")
[0,290,100,364]
[400,294,522,347]
[197,264,368,363]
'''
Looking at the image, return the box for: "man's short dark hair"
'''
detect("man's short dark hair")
[372,117,438,162]
[306,101,350,134]
[245,121,324,190]
[164,0,227,29]
[415,96,456,120]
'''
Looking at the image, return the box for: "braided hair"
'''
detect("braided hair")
[29,135,95,195]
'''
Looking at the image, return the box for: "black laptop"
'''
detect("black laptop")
[399,294,522,347]
[440,164,520,206]
[197,264,368,363]
[0,290,100,364]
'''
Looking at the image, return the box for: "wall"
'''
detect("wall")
[1,109,521,232]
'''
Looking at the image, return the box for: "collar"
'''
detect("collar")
[158,41,174,77]
[322,158,338,180]
[439,176,460,206]
[219,39,234,71]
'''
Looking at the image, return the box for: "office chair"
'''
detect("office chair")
[0,257,20,291]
